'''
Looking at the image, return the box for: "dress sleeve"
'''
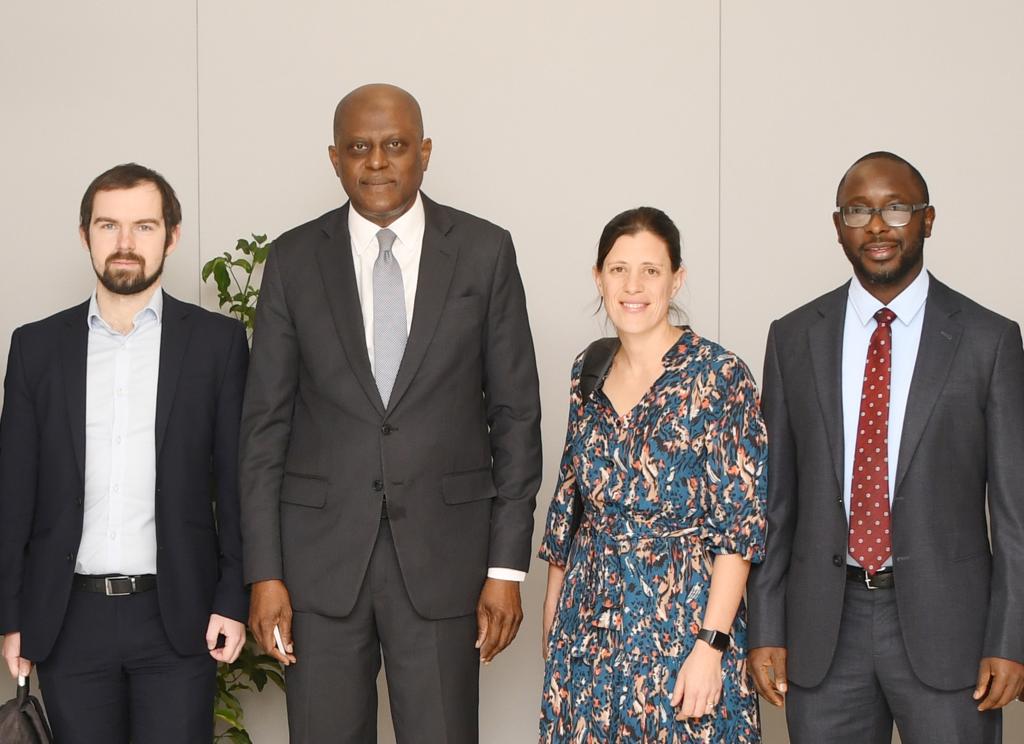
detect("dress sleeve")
[701,353,768,562]
[537,352,586,568]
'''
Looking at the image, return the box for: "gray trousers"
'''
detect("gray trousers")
[786,580,1001,744]
[284,519,480,744]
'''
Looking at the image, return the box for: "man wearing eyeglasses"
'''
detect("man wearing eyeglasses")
[747,151,1024,743]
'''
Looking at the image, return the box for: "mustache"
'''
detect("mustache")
[105,252,144,269]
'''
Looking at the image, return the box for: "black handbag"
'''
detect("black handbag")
[0,676,54,743]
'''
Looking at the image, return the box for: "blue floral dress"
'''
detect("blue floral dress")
[539,329,768,743]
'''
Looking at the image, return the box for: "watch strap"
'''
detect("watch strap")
[697,627,731,652]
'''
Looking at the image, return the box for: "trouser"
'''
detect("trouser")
[36,586,216,744]
[786,580,1001,744]
[285,518,480,744]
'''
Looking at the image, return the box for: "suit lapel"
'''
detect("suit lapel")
[807,284,849,495]
[155,293,194,458]
[893,277,962,495]
[385,196,457,413]
[315,205,386,416]
[61,303,90,484]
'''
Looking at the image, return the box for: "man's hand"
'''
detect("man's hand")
[249,579,296,666]
[475,578,523,664]
[749,646,788,707]
[1,632,32,680]
[973,656,1024,711]
[206,614,247,664]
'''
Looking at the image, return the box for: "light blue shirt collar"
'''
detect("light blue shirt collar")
[848,268,929,328]
[87,288,164,334]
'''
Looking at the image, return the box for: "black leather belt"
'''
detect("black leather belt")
[846,565,895,590]
[73,574,156,596]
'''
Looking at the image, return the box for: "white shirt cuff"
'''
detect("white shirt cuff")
[487,567,527,582]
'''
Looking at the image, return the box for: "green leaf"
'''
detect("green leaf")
[235,259,252,273]
[213,262,231,294]
[252,234,267,244]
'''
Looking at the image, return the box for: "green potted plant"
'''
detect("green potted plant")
[202,234,283,743]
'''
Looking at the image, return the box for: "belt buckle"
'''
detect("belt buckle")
[104,576,134,596]
[863,571,878,591]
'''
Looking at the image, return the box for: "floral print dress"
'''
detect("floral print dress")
[539,329,768,743]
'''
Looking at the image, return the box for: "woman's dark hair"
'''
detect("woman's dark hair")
[80,163,181,249]
[596,206,682,271]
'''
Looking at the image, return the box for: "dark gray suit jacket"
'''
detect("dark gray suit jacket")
[748,275,1024,690]
[239,194,542,620]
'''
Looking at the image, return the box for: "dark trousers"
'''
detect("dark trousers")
[36,586,216,744]
[285,519,480,744]
[786,581,1001,744]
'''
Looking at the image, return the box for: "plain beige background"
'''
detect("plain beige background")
[1,1,1022,742]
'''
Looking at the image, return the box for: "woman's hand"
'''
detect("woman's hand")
[671,641,724,719]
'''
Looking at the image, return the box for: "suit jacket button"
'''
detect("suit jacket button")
[66,553,73,562]
[832,555,843,567]
[373,480,384,492]
[75,497,83,506]
[381,424,393,435]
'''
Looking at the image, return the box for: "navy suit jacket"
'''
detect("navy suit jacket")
[0,292,249,659]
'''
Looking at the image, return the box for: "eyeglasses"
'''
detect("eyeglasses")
[837,203,929,228]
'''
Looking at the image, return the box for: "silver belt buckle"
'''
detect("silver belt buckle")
[863,571,878,591]
[104,576,134,596]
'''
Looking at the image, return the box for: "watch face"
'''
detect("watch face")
[700,628,730,651]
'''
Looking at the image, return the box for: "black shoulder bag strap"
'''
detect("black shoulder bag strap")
[579,337,619,401]
[567,336,619,543]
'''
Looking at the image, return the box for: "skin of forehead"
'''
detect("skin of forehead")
[838,157,925,204]
[333,84,424,141]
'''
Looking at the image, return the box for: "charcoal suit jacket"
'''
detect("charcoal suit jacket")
[747,275,1024,690]
[239,193,542,619]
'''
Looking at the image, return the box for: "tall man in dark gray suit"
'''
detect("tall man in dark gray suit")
[239,84,542,743]
[747,152,1024,743]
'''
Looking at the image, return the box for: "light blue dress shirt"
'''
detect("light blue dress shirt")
[77,290,162,576]
[842,269,929,568]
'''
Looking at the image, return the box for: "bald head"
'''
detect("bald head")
[333,84,424,142]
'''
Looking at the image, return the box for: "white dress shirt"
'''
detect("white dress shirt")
[77,290,162,575]
[842,269,929,568]
[347,197,525,582]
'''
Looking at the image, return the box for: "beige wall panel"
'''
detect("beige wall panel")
[0,2,201,376]
[721,2,1024,741]
[198,2,721,741]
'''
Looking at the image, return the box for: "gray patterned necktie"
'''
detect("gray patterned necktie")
[373,228,407,406]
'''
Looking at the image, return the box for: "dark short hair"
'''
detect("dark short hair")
[80,163,182,248]
[596,206,683,272]
[836,151,930,205]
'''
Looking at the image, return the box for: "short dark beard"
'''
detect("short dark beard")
[845,231,924,288]
[96,252,166,296]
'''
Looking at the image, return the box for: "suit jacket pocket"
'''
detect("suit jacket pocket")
[281,472,327,508]
[442,467,497,505]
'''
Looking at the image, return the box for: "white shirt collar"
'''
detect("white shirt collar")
[347,192,425,257]
[848,268,929,328]
[87,287,164,332]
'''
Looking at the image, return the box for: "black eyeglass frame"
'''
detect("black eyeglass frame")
[836,203,930,228]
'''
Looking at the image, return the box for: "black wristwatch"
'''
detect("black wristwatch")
[697,628,731,652]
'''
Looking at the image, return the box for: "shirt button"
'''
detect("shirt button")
[112,484,120,493]
[115,435,123,445]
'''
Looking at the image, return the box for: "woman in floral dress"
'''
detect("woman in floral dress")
[539,207,768,743]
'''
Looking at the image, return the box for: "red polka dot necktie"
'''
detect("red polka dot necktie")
[849,307,897,574]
